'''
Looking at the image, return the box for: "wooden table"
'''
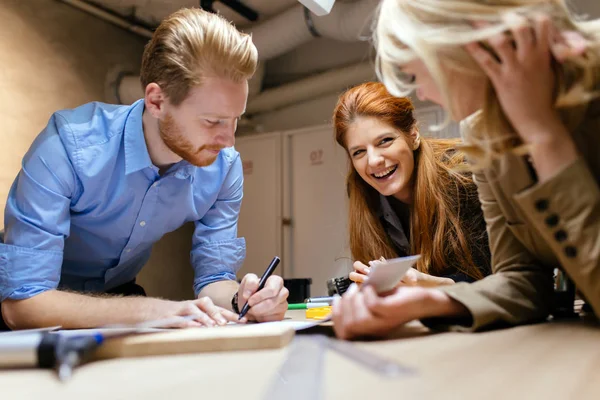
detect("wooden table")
[2,311,599,400]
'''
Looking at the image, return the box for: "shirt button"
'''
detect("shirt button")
[545,214,559,227]
[554,230,568,242]
[564,246,577,258]
[140,221,146,227]
[126,248,131,253]
[152,182,159,188]
[535,199,549,212]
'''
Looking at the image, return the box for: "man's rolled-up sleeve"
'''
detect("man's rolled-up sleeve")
[0,114,77,301]
[191,154,246,296]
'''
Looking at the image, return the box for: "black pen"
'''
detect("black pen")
[238,256,281,320]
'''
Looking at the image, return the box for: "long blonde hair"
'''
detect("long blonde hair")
[333,82,484,280]
[374,0,600,164]
[140,8,258,105]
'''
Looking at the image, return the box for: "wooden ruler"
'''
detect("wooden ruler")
[91,322,295,360]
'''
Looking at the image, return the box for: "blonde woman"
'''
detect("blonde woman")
[333,0,600,339]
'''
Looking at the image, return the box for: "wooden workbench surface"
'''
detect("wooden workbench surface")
[2,311,599,400]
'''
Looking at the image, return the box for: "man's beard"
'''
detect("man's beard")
[158,113,220,167]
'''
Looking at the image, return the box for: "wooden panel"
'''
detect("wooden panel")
[93,323,295,360]
[0,0,145,230]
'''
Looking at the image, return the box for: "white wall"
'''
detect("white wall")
[0,0,146,225]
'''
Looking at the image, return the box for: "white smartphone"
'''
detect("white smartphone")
[364,254,421,293]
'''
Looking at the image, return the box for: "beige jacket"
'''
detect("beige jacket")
[429,101,600,331]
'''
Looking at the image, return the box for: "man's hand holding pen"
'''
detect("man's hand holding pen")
[236,273,289,322]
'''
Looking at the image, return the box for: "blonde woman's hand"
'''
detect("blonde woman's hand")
[466,14,580,181]
[466,15,564,143]
[332,284,468,340]
[552,30,589,62]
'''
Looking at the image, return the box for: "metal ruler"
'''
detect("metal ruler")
[263,335,327,400]
[263,334,415,399]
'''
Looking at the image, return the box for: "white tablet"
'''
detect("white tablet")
[365,254,421,293]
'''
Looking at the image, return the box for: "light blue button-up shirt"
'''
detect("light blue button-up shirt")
[0,99,245,302]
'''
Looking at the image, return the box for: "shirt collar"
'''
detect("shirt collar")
[377,194,411,255]
[124,99,153,175]
[172,160,195,179]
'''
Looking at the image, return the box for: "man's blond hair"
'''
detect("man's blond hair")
[140,8,258,105]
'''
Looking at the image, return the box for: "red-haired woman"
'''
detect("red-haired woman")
[333,82,490,289]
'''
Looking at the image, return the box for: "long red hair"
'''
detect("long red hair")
[333,82,483,280]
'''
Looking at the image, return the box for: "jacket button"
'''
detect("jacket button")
[545,214,559,227]
[564,246,577,258]
[554,230,568,242]
[534,199,549,212]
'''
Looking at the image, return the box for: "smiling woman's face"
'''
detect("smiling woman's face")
[345,116,416,203]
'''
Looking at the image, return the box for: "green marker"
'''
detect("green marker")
[288,302,330,310]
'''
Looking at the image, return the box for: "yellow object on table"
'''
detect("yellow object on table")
[305,306,332,319]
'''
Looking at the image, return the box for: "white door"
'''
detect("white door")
[234,133,284,279]
[284,125,351,296]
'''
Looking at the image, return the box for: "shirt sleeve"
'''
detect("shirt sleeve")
[0,113,79,301]
[190,153,246,296]
[513,158,600,316]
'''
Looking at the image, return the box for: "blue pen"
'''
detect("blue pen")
[0,331,103,381]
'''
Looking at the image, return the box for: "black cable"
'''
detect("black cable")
[200,0,258,22]
[200,0,216,13]
[220,0,258,21]
[303,6,321,38]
